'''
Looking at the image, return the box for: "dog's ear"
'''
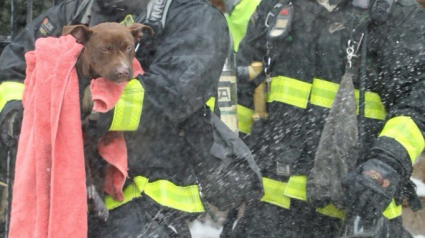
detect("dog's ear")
[62,25,93,45]
[128,23,154,43]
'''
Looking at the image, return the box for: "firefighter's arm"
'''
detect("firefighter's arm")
[342,7,425,218]
[0,0,79,83]
[369,8,425,179]
[0,1,80,145]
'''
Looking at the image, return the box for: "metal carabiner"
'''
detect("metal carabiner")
[346,40,356,68]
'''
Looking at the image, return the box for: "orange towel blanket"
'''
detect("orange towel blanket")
[9,34,143,238]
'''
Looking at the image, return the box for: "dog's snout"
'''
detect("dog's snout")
[115,67,130,78]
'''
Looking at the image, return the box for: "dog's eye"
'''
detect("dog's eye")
[126,46,133,52]
[100,48,109,53]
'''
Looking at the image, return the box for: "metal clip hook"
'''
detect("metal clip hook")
[346,33,365,69]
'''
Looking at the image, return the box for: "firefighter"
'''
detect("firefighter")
[232,0,425,237]
[0,0,230,237]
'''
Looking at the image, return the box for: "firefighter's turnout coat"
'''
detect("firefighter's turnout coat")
[235,0,425,237]
[0,0,231,237]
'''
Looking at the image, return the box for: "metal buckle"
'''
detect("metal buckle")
[265,12,275,28]
[276,162,291,177]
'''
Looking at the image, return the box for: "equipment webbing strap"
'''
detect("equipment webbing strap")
[109,79,144,131]
[105,176,205,213]
[379,116,425,164]
[262,176,402,220]
[0,82,24,113]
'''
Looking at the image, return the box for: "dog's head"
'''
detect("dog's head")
[62,22,153,83]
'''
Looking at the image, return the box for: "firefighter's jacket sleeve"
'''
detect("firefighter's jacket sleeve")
[0,0,81,83]
[136,3,229,127]
[0,0,81,115]
[370,7,425,179]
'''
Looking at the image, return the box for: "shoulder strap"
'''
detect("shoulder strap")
[69,0,94,25]
[146,0,173,28]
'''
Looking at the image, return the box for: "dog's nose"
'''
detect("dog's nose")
[115,67,130,78]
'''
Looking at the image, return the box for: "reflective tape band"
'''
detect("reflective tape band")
[311,78,387,120]
[261,177,291,209]
[237,104,253,134]
[105,176,205,213]
[262,176,402,220]
[206,97,216,112]
[310,78,339,108]
[268,76,312,109]
[109,79,144,131]
[284,175,307,201]
[316,203,345,219]
[0,82,24,112]
[379,116,425,163]
[383,199,402,220]
[120,14,135,27]
[317,202,400,220]
[355,91,387,121]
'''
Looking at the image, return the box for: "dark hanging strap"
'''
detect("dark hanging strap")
[405,179,423,212]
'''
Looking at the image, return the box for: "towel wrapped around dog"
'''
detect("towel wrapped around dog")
[9,34,143,238]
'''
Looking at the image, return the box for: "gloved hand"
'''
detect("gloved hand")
[0,101,23,148]
[342,159,399,220]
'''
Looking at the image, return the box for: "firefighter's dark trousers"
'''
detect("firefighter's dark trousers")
[229,199,412,238]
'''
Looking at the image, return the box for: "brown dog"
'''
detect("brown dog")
[61,22,152,221]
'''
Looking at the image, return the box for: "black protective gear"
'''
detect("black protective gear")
[342,159,399,220]
[232,0,424,237]
[95,0,147,16]
[0,0,230,237]
[0,101,23,148]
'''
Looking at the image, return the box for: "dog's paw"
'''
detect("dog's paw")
[93,195,109,221]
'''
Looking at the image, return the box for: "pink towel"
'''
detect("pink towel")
[10,35,87,238]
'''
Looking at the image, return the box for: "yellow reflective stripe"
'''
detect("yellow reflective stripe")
[261,177,402,220]
[105,176,204,213]
[260,177,291,209]
[0,82,24,112]
[379,116,424,163]
[120,14,135,27]
[316,204,345,219]
[206,97,216,112]
[268,76,312,109]
[144,178,205,213]
[237,105,253,134]
[383,199,402,220]
[310,78,339,108]
[109,79,144,131]
[310,78,387,120]
[284,175,307,201]
[356,91,387,120]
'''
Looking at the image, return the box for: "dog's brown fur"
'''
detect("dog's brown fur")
[61,22,152,221]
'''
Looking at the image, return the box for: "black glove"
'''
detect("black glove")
[342,159,399,220]
[0,101,23,148]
